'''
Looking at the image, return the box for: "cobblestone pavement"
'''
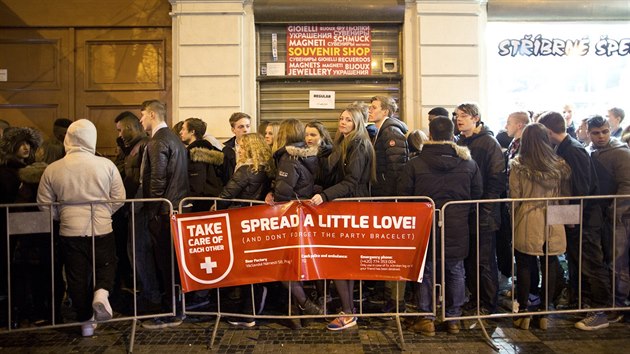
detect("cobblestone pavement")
[1,312,628,353]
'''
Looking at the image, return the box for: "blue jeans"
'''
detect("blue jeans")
[417,260,465,318]
[465,230,499,312]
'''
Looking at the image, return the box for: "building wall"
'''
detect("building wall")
[170,0,488,138]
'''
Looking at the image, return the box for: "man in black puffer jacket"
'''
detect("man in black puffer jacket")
[455,102,505,314]
[399,116,483,335]
[139,100,189,328]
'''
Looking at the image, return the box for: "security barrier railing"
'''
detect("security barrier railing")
[178,196,437,350]
[1,198,173,353]
[442,194,630,350]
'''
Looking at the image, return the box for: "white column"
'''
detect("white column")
[408,0,488,132]
[170,0,256,140]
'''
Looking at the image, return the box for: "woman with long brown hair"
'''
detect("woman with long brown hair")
[509,123,571,330]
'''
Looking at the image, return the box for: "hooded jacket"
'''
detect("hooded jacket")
[588,138,630,217]
[509,157,571,256]
[372,117,409,196]
[187,139,224,199]
[0,127,42,203]
[398,141,483,260]
[37,119,125,236]
[457,124,506,232]
[273,142,318,202]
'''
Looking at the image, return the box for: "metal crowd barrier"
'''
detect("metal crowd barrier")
[442,194,630,350]
[179,196,437,350]
[1,198,174,353]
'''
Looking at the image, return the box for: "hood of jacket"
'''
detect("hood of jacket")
[0,127,42,164]
[420,141,472,172]
[509,158,570,188]
[188,139,224,165]
[18,161,48,184]
[280,142,319,175]
[379,117,409,136]
[64,119,96,155]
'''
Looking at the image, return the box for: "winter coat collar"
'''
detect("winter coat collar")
[188,139,224,165]
[422,140,471,160]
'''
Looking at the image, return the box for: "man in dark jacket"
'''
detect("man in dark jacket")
[538,112,611,329]
[582,115,630,330]
[455,103,505,314]
[139,100,189,328]
[399,116,483,336]
[114,113,162,310]
[222,112,251,184]
[180,117,224,212]
[369,96,409,312]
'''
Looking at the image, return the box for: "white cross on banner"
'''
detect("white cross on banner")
[200,257,218,274]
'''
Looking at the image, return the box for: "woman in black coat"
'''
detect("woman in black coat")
[310,104,376,331]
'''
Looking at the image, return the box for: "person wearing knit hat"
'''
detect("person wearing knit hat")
[37,119,125,337]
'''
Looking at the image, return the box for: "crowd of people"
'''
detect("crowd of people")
[0,99,628,337]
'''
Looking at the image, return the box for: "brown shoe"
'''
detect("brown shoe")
[411,318,435,336]
[513,316,531,330]
[446,320,460,334]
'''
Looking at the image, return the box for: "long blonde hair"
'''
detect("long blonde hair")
[334,105,376,182]
[272,119,304,153]
[238,133,272,173]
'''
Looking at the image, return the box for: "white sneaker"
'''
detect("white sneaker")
[81,319,97,337]
[92,289,113,321]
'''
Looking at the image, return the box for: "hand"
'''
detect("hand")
[265,192,275,205]
[310,194,323,206]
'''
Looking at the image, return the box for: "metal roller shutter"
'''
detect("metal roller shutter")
[257,24,402,132]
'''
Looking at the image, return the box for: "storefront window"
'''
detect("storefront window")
[486,22,630,128]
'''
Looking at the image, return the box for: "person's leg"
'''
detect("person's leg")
[613,218,630,307]
[565,226,580,304]
[478,230,499,312]
[416,261,433,314]
[515,250,533,312]
[60,237,92,322]
[129,210,161,306]
[539,253,559,310]
[444,260,466,318]
[496,202,513,279]
[581,203,612,309]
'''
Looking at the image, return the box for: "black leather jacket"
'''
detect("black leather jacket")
[141,127,189,216]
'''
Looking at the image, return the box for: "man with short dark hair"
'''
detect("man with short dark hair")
[139,100,189,328]
[180,117,224,212]
[607,107,625,138]
[586,115,630,328]
[222,112,251,184]
[539,112,611,330]
[455,102,505,314]
[428,107,449,122]
[399,116,482,335]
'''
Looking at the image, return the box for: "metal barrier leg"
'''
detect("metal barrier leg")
[476,318,499,351]
[128,318,137,353]
[208,314,221,349]
[394,314,405,351]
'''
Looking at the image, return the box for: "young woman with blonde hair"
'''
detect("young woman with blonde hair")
[310,104,376,331]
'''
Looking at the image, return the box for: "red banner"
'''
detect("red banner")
[171,201,433,293]
[286,25,372,76]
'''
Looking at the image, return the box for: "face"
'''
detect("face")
[305,127,322,147]
[607,111,620,127]
[264,125,274,146]
[455,108,478,136]
[53,125,67,143]
[577,120,589,141]
[140,109,154,132]
[504,116,520,138]
[180,122,195,144]
[589,125,611,149]
[368,100,388,123]
[231,118,251,139]
[563,105,573,123]
[16,142,30,160]
[116,121,134,145]
[338,111,355,136]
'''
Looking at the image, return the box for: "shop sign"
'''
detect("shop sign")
[171,201,433,292]
[498,35,630,57]
[286,25,372,76]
